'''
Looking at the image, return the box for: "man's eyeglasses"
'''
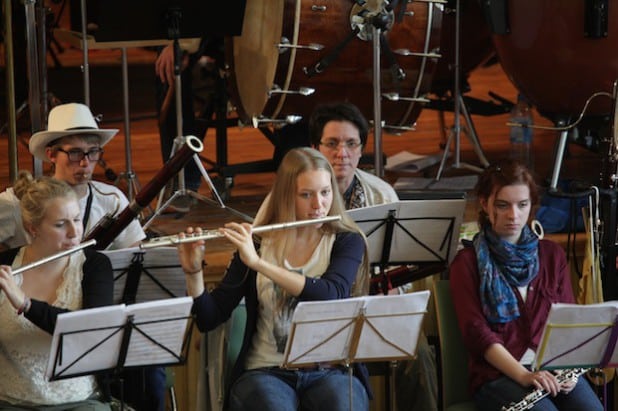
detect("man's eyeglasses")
[319,140,362,151]
[55,147,104,162]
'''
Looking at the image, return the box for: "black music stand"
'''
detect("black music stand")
[101,246,186,305]
[283,291,430,411]
[46,298,194,408]
[347,199,466,293]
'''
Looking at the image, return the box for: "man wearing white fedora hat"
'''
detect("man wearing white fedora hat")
[0,103,145,251]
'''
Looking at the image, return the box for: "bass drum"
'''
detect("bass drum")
[226,0,443,131]
[489,1,618,120]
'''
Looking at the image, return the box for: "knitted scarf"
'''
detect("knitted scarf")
[474,225,539,323]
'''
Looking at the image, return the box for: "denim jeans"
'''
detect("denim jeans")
[228,367,369,411]
[475,373,603,411]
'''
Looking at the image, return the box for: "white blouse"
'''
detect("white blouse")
[0,249,98,405]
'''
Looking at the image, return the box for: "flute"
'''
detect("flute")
[140,215,342,249]
[501,368,588,411]
[11,239,97,276]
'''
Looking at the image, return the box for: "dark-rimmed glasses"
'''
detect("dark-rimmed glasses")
[319,140,363,151]
[55,147,104,162]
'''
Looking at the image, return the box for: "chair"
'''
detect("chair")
[165,368,177,411]
[433,280,478,411]
[205,301,247,411]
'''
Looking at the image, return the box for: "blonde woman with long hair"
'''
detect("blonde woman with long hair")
[177,147,370,411]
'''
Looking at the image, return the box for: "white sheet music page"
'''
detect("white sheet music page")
[283,291,430,367]
[123,296,193,367]
[46,305,126,380]
[346,200,465,265]
[284,298,365,366]
[355,291,430,360]
[533,301,618,371]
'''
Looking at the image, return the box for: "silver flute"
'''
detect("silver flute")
[11,239,97,276]
[140,215,342,249]
[501,368,588,411]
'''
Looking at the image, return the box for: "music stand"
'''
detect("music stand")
[533,302,618,372]
[101,246,187,305]
[46,297,194,407]
[283,291,430,410]
[347,199,466,291]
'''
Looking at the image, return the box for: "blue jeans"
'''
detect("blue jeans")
[475,373,603,411]
[229,367,369,411]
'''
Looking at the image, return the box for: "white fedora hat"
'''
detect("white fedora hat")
[29,103,118,161]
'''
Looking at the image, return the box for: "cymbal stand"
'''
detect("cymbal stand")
[435,0,489,180]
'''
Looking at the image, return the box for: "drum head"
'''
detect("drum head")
[228,1,285,121]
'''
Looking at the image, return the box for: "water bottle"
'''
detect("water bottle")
[509,95,534,169]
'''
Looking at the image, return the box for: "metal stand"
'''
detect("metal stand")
[116,47,143,201]
[435,0,489,180]
[24,0,47,177]
[3,0,18,181]
[73,0,142,200]
[147,15,229,226]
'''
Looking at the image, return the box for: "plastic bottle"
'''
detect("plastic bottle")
[509,95,534,169]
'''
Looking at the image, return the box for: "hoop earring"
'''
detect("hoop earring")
[531,219,544,239]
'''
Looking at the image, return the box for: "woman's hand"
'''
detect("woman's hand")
[177,227,206,275]
[0,265,26,310]
[220,222,261,269]
[520,370,561,397]
[558,372,578,394]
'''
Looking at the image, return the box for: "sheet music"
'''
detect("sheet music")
[355,292,429,360]
[124,297,193,367]
[283,291,430,366]
[46,297,193,380]
[285,299,365,364]
[102,246,186,304]
[46,305,126,379]
[347,200,465,264]
[534,301,618,370]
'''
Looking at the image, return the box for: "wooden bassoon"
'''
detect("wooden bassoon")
[85,135,203,249]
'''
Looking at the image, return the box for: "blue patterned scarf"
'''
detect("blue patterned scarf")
[474,225,539,323]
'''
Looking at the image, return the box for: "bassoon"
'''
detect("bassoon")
[85,135,203,249]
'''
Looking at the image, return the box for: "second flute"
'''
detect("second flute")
[140,215,342,249]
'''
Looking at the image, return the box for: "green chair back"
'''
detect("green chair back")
[224,302,247,389]
[434,280,478,411]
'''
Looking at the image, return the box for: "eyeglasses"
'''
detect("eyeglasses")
[319,140,363,151]
[55,147,104,162]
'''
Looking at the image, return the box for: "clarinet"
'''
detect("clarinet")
[501,368,588,411]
